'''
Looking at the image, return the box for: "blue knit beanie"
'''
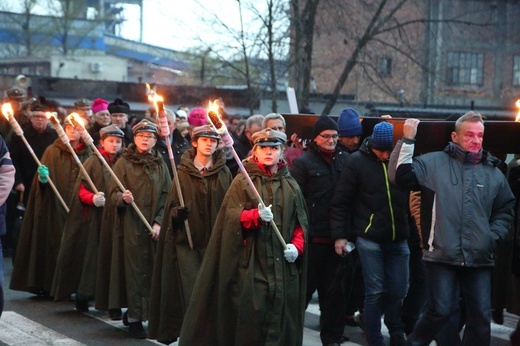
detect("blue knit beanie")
[338,108,362,137]
[312,114,338,138]
[370,122,394,150]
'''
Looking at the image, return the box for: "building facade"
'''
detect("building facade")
[308,0,520,110]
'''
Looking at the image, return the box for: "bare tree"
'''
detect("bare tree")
[290,0,499,114]
[186,0,287,115]
[289,0,321,111]
[0,0,109,57]
[248,0,290,112]
[0,0,44,57]
[44,0,102,56]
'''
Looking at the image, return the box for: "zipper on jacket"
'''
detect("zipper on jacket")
[382,162,396,240]
[364,214,374,233]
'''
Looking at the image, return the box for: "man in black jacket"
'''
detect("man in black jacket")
[290,115,349,346]
[331,121,410,346]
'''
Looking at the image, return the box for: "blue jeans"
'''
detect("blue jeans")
[407,262,491,346]
[356,237,410,346]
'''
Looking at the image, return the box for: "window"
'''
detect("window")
[514,56,520,86]
[447,52,483,86]
[378,57,392,77]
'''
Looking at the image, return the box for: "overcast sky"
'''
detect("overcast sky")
[1,0,260,51]
[119,0,248,50]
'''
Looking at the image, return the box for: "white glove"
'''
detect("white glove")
[258,203,273,223]
[92,192,105,207]
[284,243,298,263]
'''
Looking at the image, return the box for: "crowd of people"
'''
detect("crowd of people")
[0,85,519,346]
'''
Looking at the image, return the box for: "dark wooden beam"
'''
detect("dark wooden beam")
[283,114,520,154]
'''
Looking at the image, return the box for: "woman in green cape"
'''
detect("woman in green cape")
[179,128,309,346]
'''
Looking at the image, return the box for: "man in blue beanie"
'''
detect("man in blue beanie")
[331,121,410,346]
[337,108,363,153]
[337,107,366,330]
[290,114,350,345]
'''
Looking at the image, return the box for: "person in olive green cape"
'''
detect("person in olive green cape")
[95,119,170,339]
[148,125,232,344]
[51,125,124,306]
[179,128,309,346]
[10,122,92,295]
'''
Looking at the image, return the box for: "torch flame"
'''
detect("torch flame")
[207,100,221,117]
[516,100,520,122]
[1,103,13,120]
[206,100,227,132]
[146,83,164,116]
[68,112,87,128]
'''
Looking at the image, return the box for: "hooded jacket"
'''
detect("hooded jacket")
[330,137,410,243]
[389,139,515,267]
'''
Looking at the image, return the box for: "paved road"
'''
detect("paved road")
[1,256,517,345]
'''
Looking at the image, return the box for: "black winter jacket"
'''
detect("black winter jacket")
[290,143,348,238]
[330,138,410,243]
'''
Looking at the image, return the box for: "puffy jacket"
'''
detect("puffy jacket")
[389,139,515,267]
[330,138,410,243]
[290,143,348,238]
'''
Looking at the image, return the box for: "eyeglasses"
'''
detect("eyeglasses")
[270,126,285,131]
[135,134,156,141]
[318,134,339,140]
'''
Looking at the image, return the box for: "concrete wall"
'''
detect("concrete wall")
[50,55,128,81]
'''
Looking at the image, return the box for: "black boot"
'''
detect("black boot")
[128,321,147,339]
[109,308,122,321]
[75,298,89,312]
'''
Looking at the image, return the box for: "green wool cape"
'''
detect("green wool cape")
[148,149,232,342]
[179,159,309,346]
[94,144,170,320]
[51,150,119,300]
[10,139,91,294]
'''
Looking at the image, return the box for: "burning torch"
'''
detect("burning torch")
[146,85,194,248]
[206,101,287,249]
[1,103,69,213]
[46,112,99,195]
[67,114,155,235]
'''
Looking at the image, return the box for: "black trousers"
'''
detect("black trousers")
[305,241,347,344]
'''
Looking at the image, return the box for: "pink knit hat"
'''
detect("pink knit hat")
[91,98,109,114]
[188,107,208,126]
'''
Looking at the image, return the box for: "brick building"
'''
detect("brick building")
[308,0,520,110]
